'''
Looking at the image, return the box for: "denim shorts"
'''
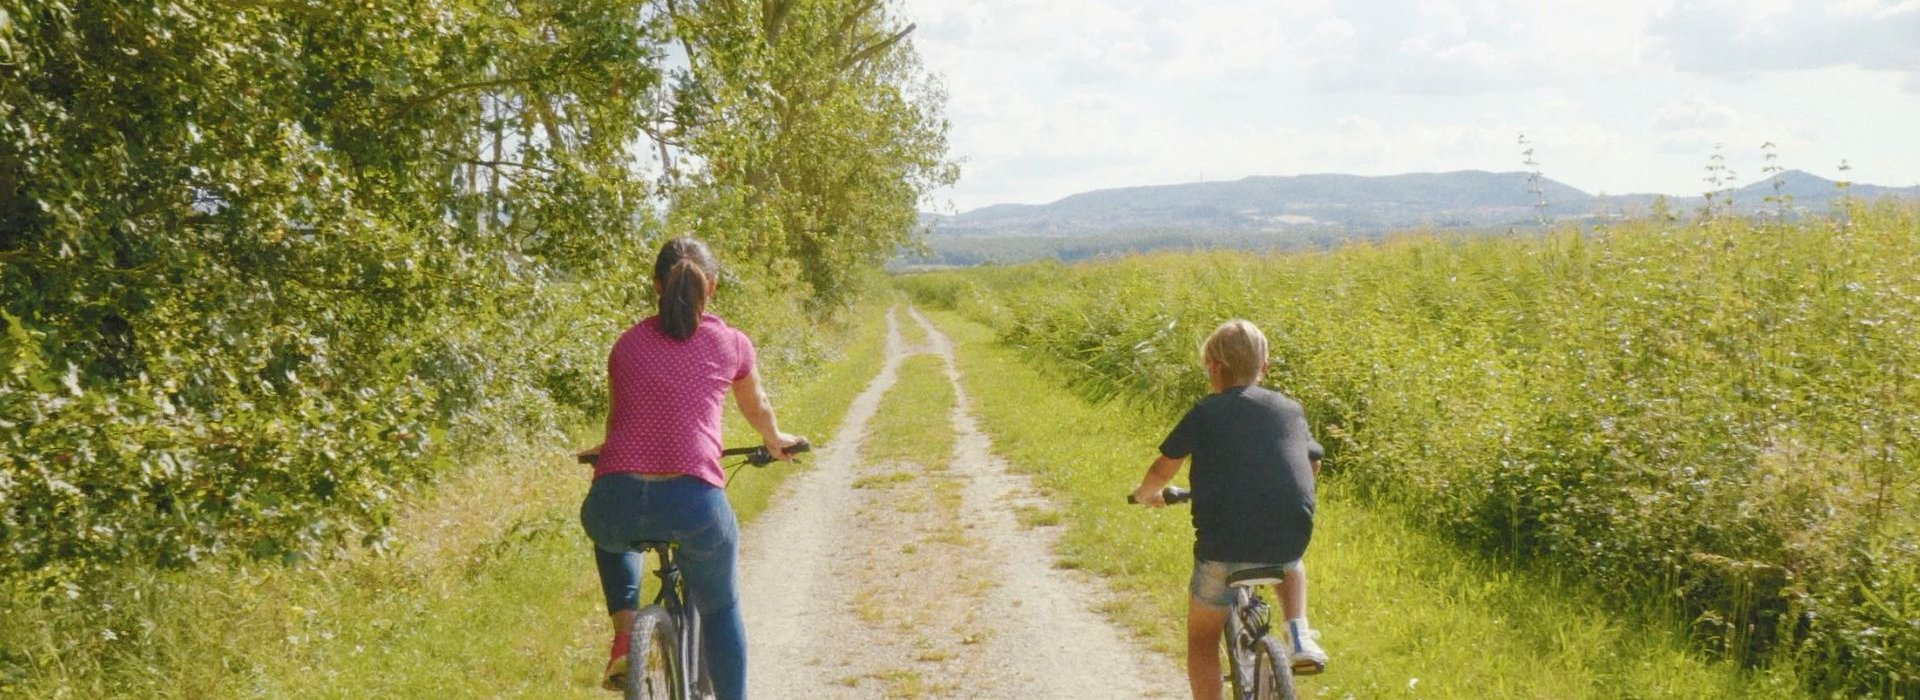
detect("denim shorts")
[1190,558,1300,608]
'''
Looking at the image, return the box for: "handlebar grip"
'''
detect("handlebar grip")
[746,439,811,466]
[1126,486,1192,504]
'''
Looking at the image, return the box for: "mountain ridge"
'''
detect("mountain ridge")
[925,169,1919,238]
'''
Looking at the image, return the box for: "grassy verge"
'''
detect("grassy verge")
[0,300,895,699]
[925,307,1809,700]
[894,302,931,350]
[861,353,956,466]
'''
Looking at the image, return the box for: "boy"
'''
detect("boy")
[1132,319,1327,700]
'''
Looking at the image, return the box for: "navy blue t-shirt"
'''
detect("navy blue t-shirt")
[1159,385,1317,564]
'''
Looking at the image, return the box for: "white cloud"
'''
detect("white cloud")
[1651,93,1736,131]
[1649,0,1920,84]
[1307,18,1356,43]
[900,0,1920,209]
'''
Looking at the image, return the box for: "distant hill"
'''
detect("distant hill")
[921,170,1918,241]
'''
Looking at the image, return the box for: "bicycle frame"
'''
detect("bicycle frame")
[1224,586,1269,695]
[639,542,710,700]
[1124,488,1295,699]
[581,442,809,699]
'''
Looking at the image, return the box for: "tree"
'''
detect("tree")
[0,0,952,589]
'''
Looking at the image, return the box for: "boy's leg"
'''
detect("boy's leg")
[1188,597,1228,700]
[1187,559,1238,700]
[1273,563,1327,674]
[1274,562,1306,620]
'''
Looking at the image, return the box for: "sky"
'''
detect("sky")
[896,0,1920,212]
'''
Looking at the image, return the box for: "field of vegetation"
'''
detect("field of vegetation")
[926,308,1808,699]
[902,203,1919,697]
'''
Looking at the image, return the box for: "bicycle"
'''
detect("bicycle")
[1129,486,1297,700]
[578,440,811,700]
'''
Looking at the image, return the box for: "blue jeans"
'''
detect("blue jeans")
[580,475,746,700]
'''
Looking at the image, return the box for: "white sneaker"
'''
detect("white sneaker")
[1287,621,1327,675]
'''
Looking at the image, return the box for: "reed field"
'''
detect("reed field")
[925,308,1807,699]
[901,203,1920,697]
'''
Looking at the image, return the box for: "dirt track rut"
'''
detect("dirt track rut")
[737,306,1176,699]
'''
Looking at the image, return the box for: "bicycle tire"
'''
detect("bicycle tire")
[626,606,682,700]
[1224,621,1254,699]
[1252,635,1297,700]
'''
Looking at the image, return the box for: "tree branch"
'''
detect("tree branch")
[839,24,915,72]
[527,92,570,154]
[764,0,795,47]
[836,0,882,42]
[393,76,539,115]
[665,0,707,78]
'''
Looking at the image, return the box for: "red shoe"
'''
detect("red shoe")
[602,633,631,691]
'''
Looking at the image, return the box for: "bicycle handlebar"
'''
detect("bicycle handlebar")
[576,439,810,467]
[721,439,811,466]
[1126,486,1192,505]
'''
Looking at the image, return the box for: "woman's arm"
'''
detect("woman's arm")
[732,366,803,460]
[576,373,613,465]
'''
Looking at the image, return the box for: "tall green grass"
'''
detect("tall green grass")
[902,204,1919,697]
[0,300,895,698]
[926,309,1805,699]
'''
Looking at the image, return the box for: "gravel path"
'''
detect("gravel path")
[737,306,1177,699]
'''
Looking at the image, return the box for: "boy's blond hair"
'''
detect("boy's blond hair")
[1202,319,1268,387]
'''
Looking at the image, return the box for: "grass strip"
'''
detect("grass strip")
[861,353,957,467]
[926,307,1809,700]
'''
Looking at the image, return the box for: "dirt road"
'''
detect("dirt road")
[737,306,1177,699]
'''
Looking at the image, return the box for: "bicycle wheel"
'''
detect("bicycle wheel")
[626,606,682,700]
[1223,622,1254,699]
[1252,635,1297,700]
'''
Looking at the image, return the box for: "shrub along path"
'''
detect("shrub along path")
[739,306,1176,698]
[0,302,893,698]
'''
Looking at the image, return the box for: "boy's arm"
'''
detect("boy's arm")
[1132,455,1185,507]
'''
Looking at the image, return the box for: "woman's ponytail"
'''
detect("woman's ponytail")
[654,238,719,341]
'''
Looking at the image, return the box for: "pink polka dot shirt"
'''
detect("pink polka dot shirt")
[595,313,756,487]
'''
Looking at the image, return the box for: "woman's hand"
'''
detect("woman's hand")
[575,443,604,466]
[765,433,805,461]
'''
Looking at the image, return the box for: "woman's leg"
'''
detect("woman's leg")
[581,477,656,687]
[596,547,644,632]
[663,481,747,700]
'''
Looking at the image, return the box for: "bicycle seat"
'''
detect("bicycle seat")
[1226,566,1291,588]
[628,540,673,552]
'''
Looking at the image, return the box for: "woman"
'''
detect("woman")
[577,237,803,699]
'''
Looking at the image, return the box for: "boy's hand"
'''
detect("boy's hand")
[1132,484,1167,507]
